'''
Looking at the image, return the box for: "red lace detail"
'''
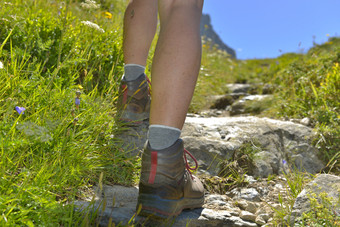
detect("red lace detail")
[148,151,158,184]
[183,148,198,178]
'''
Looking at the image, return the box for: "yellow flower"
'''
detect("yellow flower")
[104,12,112,19]
[77,84,84,90]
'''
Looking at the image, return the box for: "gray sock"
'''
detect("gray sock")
[148,125,181,150]
[123,64,145,81]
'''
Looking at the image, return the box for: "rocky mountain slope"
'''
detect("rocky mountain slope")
[200,14,236,58]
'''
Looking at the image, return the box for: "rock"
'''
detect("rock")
[244,175,257,184]
[230,188,261,202]
[255,215,266,225]
[239,211,256,222]
[240,188,261,202]
[255,206,273,216]
[245,202,257,214]
[252,151,279,177]
[235,200,248,210]
[210,95,234,110]
[182,116,324,177]
[258,213,270,222]
[205,194,227,203]
[290,174,340,225]
[201,208,231,220]
[261,83,275,94]
[290,144,324,174]
[97,185,138,208]
[205,194,229,207]
[75,184,265,227]
[226,84,252,94]
[300,117,311,126]
[229,216,258,227]
[229,95,273,116]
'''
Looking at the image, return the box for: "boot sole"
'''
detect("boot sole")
[137,193,204,218]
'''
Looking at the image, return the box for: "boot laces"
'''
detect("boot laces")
[183,148,198,178]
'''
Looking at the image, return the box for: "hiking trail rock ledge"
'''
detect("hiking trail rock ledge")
[77,113,331,226]
[182,115,324,177]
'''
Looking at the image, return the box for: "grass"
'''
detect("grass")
[0,0,140,225]
[194,37,340,172]
[0,0,339,226]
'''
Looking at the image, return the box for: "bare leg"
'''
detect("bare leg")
[123,0,158,66]
[150,0,204,129]
[134,1,205,217]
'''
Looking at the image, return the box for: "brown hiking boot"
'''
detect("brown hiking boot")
[117,73,151,124]
[137,139,204,218]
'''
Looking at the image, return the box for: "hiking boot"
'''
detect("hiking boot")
[137,139,204,218]
[117,73,151,124]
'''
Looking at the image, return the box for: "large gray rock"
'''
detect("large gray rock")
[116,115,324,178]
[290,174,340,225]
[182,116,324,177]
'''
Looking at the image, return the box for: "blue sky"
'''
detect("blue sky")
[202,0,340,59]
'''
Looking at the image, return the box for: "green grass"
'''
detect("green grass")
[1,0,339,225]
[0,0,140,225]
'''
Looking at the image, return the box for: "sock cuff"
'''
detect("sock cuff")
[124,64,146,70]
[123,64,146,81]
[149,124,181,133]
[148,124,181,150]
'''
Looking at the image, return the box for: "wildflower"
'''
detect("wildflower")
[103,12,112,19]
[0,61,3,69]
[81,21,105,33]
[75,97,80,106]
[80,0,100,10]
[282,160,287,165]
[15,106,26,114]
[75,90,81,108]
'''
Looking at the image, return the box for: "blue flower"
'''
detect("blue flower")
[75,97,80,105]
[15,106,26,114]
[282,159,287,165]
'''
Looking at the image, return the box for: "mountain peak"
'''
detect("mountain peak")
[200,14,236,58]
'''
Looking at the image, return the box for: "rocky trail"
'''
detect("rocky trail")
[75,83,340,226]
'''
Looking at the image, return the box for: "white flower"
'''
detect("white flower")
[81,21,105,33]
[80,0,100,10]
[0,61,3,69]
